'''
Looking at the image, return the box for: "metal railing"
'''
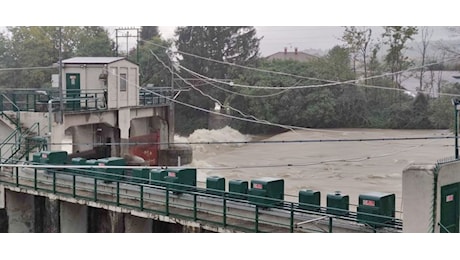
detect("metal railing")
[0,123,44,164]
[0,87,173,114]
[0,163,403,233]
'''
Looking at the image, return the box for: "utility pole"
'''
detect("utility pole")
[114,27,140,63]
[58,26,63,124]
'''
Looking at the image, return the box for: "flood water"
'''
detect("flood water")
[177,126,454,216]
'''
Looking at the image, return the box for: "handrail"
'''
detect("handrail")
[0,163,404,233]
[0,122,43,164]
[0,93,21,129]
[438,222,451,233]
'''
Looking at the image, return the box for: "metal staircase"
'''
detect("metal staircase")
[0,94,47,167]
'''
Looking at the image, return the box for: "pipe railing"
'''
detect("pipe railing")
[0,163,403,233]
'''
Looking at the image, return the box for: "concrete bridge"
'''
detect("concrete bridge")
[0,163,404,233]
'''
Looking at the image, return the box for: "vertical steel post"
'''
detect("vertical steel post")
[193,193,197,221]
[223,193,227,227]
[72,174,76,198]
[140,185,144,211]
[255,205,259,233]
[455,105,459,159]
[290,202,294,233]
[165,186,170,216]
[15,167,18,187]
[116,181,120,206]
[94,178,97,201]
[52,170,56,194]
[329,217,333,233]
[34,169,37,190]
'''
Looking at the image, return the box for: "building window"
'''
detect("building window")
[120,73,127,92]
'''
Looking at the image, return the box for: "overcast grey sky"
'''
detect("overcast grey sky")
[158,26,458,56]
[2,1,459,57]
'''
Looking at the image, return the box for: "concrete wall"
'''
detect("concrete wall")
[60,201,88,233]
[125,214,152,233]
[6,190,35,232]
[107,60,139,109]
[403,160,460,233]
[402,164,435,232]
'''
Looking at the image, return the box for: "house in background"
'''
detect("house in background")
[265,47,318,62]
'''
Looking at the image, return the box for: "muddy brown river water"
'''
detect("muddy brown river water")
[177,127,453,216]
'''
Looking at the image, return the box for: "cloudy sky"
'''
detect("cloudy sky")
[2,1,459,57]
[158,26,458,56]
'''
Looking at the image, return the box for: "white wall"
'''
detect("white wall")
[402,164,435,232]
[403,160,460,233]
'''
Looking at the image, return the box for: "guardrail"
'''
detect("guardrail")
[0,163,403,233]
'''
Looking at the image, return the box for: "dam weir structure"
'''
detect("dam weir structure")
[1,57,460,233]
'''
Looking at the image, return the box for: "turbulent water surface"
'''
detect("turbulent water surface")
[176,126,453,215]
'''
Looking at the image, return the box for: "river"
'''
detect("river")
[177,126,454,216]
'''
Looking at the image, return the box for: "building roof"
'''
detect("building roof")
[62,57,128,64]
[266,48,318,62]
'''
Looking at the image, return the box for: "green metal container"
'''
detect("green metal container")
[131,168,151,183]
[326,191,349,216]
[163,168,196,194]
[357,192,395,227]
[71,157,87,175]
[248,177,284,207]
[150,169,168,186]
[32,152,42,164]
[37,150,68,164]
[96,157,126,182]
[206,176,226,196]
[299,190,321,212]
[84,159,99,177]
[228,179,248,200]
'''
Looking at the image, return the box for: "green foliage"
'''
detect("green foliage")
[132,37,172,86]
[173,26,261,135]
[382,26,418,88]
[140,26,160,42]
[429,84,460,130]
[0,26,114,89]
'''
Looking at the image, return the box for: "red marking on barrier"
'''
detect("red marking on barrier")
[363,199,375,206]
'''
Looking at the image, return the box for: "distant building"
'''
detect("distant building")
[265,47,318,62]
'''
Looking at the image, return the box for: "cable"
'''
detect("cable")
[2,135,453,146]
[0,66,55,72]
[179,65,297,98]
[141,38,460,92]
[148,49,299,133]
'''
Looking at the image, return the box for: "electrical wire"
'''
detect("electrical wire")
[148,49,299,133]
[0,66,55,72]
[141,38,460,93]
[1,135,454,146]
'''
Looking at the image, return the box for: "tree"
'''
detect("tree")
[382,26,418,89]
[0,26,114,89]
[74,27,115,57]
[173,26,261,134]
[134,36,172,86]
[416,27,433,92]
[341,26,373,83]
[140,26,160,43]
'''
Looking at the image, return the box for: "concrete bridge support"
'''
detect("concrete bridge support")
[124,214,152,233]
[6,190,35,232]
[60,201,87,233]
[88,207,124,233]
